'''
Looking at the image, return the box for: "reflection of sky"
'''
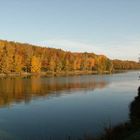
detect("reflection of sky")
[108,72,140,92]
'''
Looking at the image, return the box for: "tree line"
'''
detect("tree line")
[112,59,140,70]
[0,40,139,74]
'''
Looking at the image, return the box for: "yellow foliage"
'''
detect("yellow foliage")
[14,55,22,72]
[31,56,41,73]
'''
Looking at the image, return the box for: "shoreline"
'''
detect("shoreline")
[0,70,136,78]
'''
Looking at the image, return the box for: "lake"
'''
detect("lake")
[0,71,139,140]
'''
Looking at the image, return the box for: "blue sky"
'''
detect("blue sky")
[0,0,140,61]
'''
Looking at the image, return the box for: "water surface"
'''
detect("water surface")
[0,71,139,140]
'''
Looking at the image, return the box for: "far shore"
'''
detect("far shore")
[0,70,138,78]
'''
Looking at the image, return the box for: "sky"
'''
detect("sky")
[0,0,140,61]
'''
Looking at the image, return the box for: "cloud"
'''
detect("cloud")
[37,38,140,61]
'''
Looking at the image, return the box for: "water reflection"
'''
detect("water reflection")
[0,76,108,107]
[0,72,138,140]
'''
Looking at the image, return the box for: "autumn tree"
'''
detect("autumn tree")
[48,58,56,72]
[13,54,23,73]
[87,57,95,70]
[55,59,62,72]
[80,53,88,70]
[31,56,41,73]
[63,59,69,71]
[94,56,107,73]
[0,39,139,74]
[0,44,15,73]
[106,59,113,73]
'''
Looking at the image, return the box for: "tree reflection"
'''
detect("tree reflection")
[0,76,108,107]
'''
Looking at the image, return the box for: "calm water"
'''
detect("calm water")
[0,71,139,140]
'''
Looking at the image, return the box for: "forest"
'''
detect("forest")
[0,39,140,74]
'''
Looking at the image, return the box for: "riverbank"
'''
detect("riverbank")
[0,71,106,78]
[0,70,133,78]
